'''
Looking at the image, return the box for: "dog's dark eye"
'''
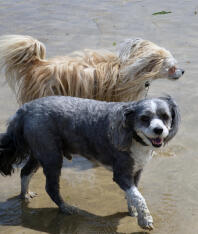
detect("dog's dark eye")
[161,113,169,121]
[140,115,150,123]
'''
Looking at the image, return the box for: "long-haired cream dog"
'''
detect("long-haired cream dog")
[0,35,184,104]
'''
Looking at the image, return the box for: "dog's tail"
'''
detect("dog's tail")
[0,35,46,100]
[0,109,28,176]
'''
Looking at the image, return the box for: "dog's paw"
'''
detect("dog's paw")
[20,191,38,201]
[128,205,138,217]
[137,210,154,230]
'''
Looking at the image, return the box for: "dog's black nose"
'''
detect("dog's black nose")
[182,69,185,75]
[153,127,163,135]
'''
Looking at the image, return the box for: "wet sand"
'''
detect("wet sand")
[0,0,198,233]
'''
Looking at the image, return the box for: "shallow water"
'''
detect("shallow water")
[0,0,198,233]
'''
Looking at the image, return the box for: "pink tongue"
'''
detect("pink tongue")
[152,138,162,144]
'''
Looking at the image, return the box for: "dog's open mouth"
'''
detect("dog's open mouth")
[148,137,163,147]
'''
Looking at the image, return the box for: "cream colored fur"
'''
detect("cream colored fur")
[0,35,179,104]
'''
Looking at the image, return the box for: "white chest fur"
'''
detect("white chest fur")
[130,140,153,175]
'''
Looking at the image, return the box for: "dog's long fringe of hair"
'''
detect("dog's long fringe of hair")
[0,35,170,104]
[0,110,27,176]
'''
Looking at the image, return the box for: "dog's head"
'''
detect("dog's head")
[109,96,180,151]
[118,38,184,81]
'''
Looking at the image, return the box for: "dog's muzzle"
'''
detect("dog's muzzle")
[168,68,185,80]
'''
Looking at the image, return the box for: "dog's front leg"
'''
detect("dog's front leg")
[126,169,142,217]
[125,185,153,230]
[113,158,153,230]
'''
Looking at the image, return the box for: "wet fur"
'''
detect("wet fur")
[0,96,180,230]
[0,35,183,104]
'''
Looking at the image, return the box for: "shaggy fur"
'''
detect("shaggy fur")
[0,95,180,230]
[0,35,184,104]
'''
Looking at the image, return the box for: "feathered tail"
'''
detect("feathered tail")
[0,35,46,102]
[0,109,28,176]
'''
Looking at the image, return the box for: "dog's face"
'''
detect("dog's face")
[158,51,185,80]
[132,97,180,148]
[109,96,180,151]
[118,38,185,81]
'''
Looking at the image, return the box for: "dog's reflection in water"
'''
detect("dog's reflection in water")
[0,196,149,234]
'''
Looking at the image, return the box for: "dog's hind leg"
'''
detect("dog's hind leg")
[41,152,78,215]
[26,129,78,214]
[20,156,39,201]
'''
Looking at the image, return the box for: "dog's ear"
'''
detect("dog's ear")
[108,105,136,151]
[118,38,143,63]
[160,96,180,143]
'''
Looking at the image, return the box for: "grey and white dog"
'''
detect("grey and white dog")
[0,95,180,230]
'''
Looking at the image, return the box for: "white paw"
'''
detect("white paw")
[138,212,154,230]
[20,191,38,201]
